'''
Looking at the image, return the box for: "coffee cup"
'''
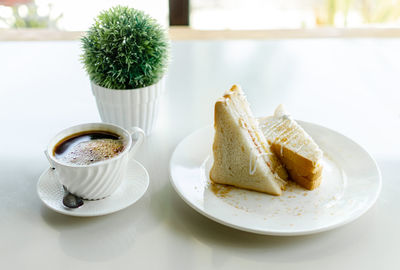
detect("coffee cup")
[44,123,145,200]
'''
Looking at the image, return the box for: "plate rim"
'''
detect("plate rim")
[37,159,149,217]
[169,122,382,236]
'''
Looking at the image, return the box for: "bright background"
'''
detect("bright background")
[0,0,400,30]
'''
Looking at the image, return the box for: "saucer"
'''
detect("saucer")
[37,160,149,217]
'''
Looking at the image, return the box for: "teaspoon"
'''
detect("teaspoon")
[62,186,84,209]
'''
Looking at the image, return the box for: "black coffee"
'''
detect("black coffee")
[54,131,125,165]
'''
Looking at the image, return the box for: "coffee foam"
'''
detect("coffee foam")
[60,139,124,165]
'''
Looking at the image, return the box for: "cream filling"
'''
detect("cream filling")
[225,93,285,186]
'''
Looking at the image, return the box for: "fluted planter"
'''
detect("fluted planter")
[91,77,165,135]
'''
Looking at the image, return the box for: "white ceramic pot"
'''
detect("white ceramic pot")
[91,77,165,135]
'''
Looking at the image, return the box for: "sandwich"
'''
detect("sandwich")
[210,85,288,196]
[259,105,323,190]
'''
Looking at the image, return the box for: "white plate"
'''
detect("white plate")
[169,122,382,236]
[37,159,149,217]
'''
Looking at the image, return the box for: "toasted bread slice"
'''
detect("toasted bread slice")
[210,85,288,196]
[259,105,323,190]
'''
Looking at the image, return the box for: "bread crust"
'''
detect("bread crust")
[271,143,323,190]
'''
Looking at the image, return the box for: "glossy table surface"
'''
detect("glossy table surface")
[1,39,399,269]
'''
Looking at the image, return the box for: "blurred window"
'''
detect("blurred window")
[0,0,168,29]
[191,0,400,29]
[1,0,399,30]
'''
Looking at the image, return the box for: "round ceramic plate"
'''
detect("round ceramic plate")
[169,122,382,236]
[37,160,149,217]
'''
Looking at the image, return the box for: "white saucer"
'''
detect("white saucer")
[37,159,149,217]
[169,122,382,236]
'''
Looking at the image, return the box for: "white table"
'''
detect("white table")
[1,39,399,269]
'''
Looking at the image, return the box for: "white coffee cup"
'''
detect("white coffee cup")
[44,123,145,200]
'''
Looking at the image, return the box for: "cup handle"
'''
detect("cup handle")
[44,150,55,170]
[128,127,145,158]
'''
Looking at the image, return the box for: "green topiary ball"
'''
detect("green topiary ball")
[81,6,169,90]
